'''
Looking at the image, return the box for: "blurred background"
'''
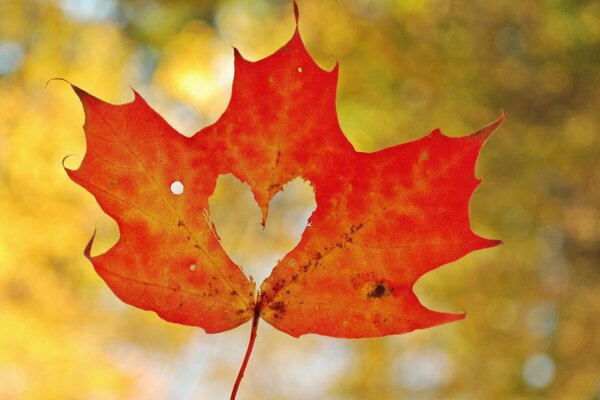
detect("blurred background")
[1,0,599,399]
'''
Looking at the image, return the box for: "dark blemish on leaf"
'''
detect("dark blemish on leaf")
[178,220,183,227]
[269,301,286,319]
[270,301,286,312]
[230,290,237,296]
[272,278,287,292]
[373,314,382,327]
[367,282,390,299]
[349,223,364,234]
[109,180,115,186]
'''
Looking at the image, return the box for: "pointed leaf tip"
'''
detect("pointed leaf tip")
[233,47,248,65]
[84,229,97,261]
[293,0,299,24]
[70,83,87,98]
[476,237,502,251]
[47,78,95,107]
[61,154,75,170]
[45,77,71,89]
[471,112,505,142]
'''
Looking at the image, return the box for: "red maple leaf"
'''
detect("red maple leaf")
[66,3,501,398]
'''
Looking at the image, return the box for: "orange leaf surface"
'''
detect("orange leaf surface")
[66,3,501,396]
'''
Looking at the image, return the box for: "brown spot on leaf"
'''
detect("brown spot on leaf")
[270,301,286,313]
[269,301,287,319]
[367,282,390,299]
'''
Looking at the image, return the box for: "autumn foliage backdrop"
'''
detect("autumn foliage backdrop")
[1,0,600,399]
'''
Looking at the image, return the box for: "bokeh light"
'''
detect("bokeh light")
[522,353,555,389]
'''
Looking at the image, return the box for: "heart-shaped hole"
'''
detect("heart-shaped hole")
[208,174,317,284]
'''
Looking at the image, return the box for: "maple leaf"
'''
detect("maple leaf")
[65,3,501,398]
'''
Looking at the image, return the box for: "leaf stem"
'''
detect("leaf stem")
[230,308,260,400]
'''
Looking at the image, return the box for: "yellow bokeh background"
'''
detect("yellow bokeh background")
[1,0,599,399]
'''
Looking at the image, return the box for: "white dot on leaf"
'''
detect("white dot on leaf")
[297,67,303,73]
[170,181,184,195]
[189,264,197,272]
